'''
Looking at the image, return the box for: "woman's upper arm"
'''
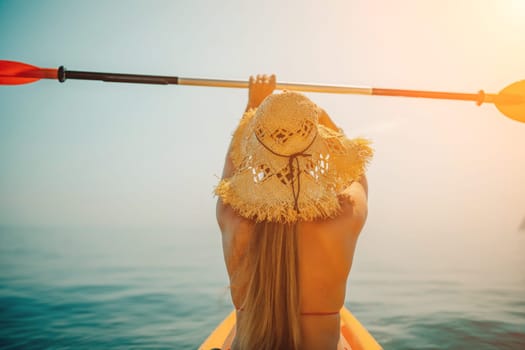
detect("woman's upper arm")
[339,175,369,235]
[357,174,368,198]
[217,147,234,228]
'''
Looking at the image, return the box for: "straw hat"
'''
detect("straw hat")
[215,91,372,223]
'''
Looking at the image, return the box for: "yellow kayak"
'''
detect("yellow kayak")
[199,306,382,350]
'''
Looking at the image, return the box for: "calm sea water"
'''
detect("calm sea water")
[1,225,524,349]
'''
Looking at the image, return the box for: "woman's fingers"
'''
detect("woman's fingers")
[247,73,277,110]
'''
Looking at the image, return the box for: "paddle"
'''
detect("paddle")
[1,60,524,123]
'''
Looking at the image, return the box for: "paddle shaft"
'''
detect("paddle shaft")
[59,67,374,94]
[58,66,497,104]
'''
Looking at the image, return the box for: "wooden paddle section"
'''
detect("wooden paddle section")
[198,307,382,350]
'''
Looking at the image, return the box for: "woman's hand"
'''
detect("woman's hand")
[246,74,276,111]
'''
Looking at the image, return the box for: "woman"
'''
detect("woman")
[216,75,372,350]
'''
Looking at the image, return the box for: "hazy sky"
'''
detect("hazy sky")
[1,0,524,242]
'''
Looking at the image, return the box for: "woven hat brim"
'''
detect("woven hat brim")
[215,108,373,223]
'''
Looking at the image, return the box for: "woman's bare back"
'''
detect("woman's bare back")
[217,175,368,349]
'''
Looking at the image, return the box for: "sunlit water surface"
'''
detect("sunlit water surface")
[1,226,524,349]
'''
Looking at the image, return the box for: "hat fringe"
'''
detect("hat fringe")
[216,179,349,223]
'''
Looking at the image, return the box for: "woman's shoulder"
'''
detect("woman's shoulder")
[303,176,368,234]
[337,177,368,234]
[216,199,255,237]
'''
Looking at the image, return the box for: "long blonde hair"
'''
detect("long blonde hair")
[233,221,301,350]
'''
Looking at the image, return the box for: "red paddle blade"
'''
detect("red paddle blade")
[0,60,57,85]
